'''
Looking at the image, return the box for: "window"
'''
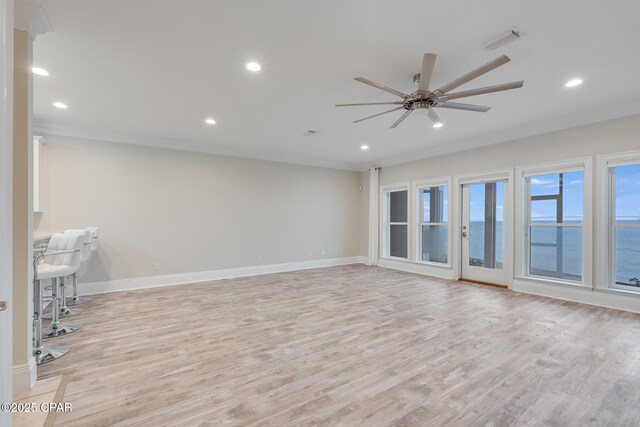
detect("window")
[608,163,640,291]
[417,184,448,264]
[383,188,408,259]
[525,170,585,282]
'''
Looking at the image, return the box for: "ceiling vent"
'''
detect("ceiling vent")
[482,28,521,51]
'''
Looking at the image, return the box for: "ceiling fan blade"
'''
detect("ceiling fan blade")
[439,81,524,101]
[354,77,408,98]
[436,101,491,112]
[435,55,511,94]
[417,53,437,93]
[353,106,405,123]
[426,108,443,126]
[389,109,413,128]
[335,101,404,107]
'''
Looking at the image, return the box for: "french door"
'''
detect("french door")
[461,179,508,285]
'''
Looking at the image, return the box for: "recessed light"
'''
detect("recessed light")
[433,122,443,128]
[52,102,68,109]
[565,79,583,88]
[32,67,49,76]
[246,62,261,72]
[205,118,216,125]
[360,145,369,150]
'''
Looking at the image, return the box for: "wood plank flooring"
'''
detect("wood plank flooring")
[38,265,640,426]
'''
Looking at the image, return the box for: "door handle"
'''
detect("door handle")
[0,301,6,312]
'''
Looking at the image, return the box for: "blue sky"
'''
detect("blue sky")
[526,166,640,222]
[615,164,640,221]
[470,182,504,222]
[529,171,583,222]
[422,187,448,222]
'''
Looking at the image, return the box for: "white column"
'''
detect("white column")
[367,167,379,266]
[12,28,36,394]
[11,3,51,395]
[0,0,15,421]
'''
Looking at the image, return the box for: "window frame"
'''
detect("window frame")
[414,177,452,267]
[598,151,640,293]
[515,158,592,288]
[380,183,410,261]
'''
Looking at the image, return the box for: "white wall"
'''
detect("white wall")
[379,114,640,185]
[375,113,640,312]
[35,135,364,289]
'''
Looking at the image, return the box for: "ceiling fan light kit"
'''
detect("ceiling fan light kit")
[336,53,524,129]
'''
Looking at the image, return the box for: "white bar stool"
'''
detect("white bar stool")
[33,233,82,363]
[41,232,87,339]
[32,234,67,364]
[67,226,99,306]
[44,229,91,318]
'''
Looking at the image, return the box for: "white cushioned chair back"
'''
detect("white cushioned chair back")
[49,233,72,265]
[46,233,63,252]
[58,232,87,271]
[64,229,92,261]
[48,232,81,267]
[86,227,99,251]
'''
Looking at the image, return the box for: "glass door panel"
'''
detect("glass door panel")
[462,180,506,285]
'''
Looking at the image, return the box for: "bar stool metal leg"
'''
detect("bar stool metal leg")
[66,272,92,305]
[44,276,83,318]
[59,276,84,315]
[43,277,80,338]
[33,277,69,364]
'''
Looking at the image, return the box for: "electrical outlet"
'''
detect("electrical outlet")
[153,262,160,271]
[321,249,326,255]
[308,251,313,257]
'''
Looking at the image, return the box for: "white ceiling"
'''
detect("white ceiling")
[31,0,640,171]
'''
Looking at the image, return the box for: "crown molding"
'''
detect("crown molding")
[33,120,361,172]
[360,103,640,171]
[14,2,51,39]
[35,101,640,175]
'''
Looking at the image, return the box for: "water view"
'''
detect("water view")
[466,220,640,286]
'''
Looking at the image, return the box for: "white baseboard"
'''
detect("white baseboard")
[12,357,36,395]
[81,256,368,295]
[511,278,640,313]
[375,261,640,313]
[79,256,639,313]
[377,258,455,280]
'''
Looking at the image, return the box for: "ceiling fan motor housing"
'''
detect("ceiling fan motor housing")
[404,92,439,110]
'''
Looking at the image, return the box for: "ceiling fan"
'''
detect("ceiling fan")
[336,53,524,128]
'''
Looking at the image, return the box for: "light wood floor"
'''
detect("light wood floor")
[39,265,640,426]
[13,375,66,427]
